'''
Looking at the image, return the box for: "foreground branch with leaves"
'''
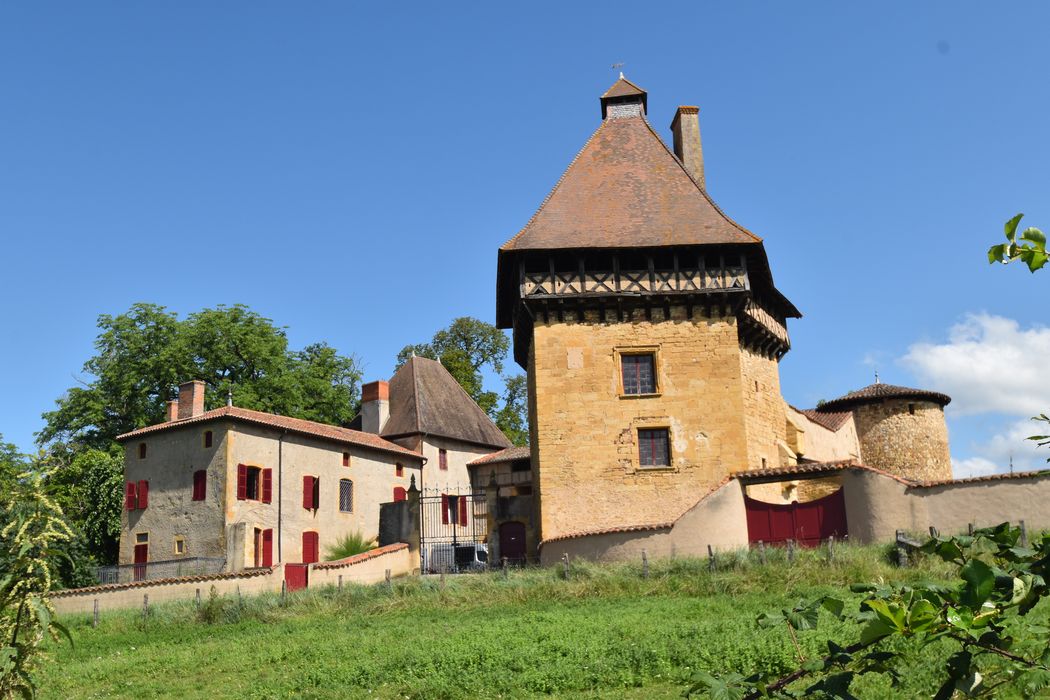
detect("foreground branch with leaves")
[689,524,1050,699]
[0,468,74,698]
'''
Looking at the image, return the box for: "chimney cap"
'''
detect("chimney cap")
[600,75,647,119]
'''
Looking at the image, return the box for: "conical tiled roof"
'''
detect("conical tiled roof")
[818,383,951,412]
[380,356,512,449]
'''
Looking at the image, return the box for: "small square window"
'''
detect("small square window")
[174,537,186,555]
[138,443,147,459]
[135,532,149,544]
[622,354,656,395]
[395,463,404,477]
[342,452,350,467]
[203,431,213,448]
[439,449,448,470]
[638,429,670,467]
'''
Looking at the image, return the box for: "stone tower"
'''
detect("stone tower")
[495,77,800,544]
[817,382,952,482]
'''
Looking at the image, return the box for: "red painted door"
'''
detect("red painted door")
[499,521,527,562]
[302,531,319,564]
[744,489,847,546]
[285,563,308,592]
[133,543,148,581]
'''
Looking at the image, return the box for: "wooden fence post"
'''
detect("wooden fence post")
[968,523,975,536]
[338,574,343,590]
[281,579,287,601]
[641,549,649,579]
[827,535,835,564]
[895,530,909,567]
[142,594,148,622]
[562,553,570,580]
[1020,520,1029,548]
[707,544,716,572]
[502,557,508,579]
[787,540,795,564]
[385,569,392,592]
[195,588,201,611]
[758,541,766,566]
[93,599,99,628]
[929,526,938,538]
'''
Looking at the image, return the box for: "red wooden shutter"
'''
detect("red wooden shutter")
[237,464,247,500]
[303,476,314,510]
[125,482,137,510]
[459,495,468,525]
[441,494,449,524]
[137,480,149,509]
[262,469,272,504]
[262,529,273,567]
[393,487,406,502]
[302,531,318,564]
[313,477,320,510]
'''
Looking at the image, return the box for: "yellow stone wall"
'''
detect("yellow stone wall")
[854,399,952,482]
[530,305,781,540]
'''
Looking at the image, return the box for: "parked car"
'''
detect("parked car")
[423,543,488,573]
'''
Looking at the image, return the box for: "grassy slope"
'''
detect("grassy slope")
[36,545,1032,699]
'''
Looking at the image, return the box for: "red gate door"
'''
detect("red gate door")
[285,564,308,592]
[744,488,847,547]
[499,521,527,563]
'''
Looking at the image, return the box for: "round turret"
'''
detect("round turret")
[818,382,952,482]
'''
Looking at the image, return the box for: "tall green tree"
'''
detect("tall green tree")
[397,317,527,446]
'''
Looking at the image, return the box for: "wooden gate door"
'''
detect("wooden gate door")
[285,564,308,592]
[498,521,527,563]
[745,488,847,546]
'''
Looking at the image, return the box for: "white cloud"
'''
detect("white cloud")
[951,417,1048,478]
[901,313,1050,417]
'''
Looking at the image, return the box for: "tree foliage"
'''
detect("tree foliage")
[989,213,1047,273]
[39,303,363,449]
[397,317,527,445]
[689,524,1050,698]
[0,466,74,698]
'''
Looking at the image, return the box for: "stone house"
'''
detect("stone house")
[116,380,422,573]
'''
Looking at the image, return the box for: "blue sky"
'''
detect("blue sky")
[2,3,1049,475]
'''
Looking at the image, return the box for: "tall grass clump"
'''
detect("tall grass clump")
[325,531,375,560]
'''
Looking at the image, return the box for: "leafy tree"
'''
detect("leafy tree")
[397,317,527,445]
[689,524,1050,698]
[40,303,363,448]
[989,213,1047,272]
[0,466,74,697]
[46,447,123,566]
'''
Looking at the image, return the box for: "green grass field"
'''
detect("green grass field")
[35,545,1035,699]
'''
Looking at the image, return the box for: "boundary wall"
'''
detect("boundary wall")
[53,543,412,617]
[540,467,1050,564]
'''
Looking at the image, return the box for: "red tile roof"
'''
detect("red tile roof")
[796,408,852,432]
[819,382,951,412]
[600,75,647,100]
[52,565,274,598]
[467,446,531,467]
[116,406,422,460]
[539,521,674,547]
[916,469,1050,488]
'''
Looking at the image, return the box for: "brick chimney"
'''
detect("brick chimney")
[671,106,704,188]
[360,380,389,434]
[166,399,180,422]
[177,380,206,419]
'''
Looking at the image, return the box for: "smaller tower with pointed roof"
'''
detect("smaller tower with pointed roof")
[818,382,952,482]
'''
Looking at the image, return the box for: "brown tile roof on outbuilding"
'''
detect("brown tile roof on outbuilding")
[116,406,422,460]
[467,445,531,467]
[381,356,512,450]
[797,408,853,432]
[818,382,951,412]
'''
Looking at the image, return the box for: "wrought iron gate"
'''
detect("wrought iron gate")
[419,488,488,573]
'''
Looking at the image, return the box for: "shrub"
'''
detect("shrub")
[325,532,375,561]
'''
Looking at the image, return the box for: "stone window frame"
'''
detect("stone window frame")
[614,346,662,399]
[629,420,678,474]
[338,478,354,513]
[173,536,186,556]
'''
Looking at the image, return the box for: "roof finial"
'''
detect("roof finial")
[611,62,625,80]
[227,387,233,407]
[874,370,880,385]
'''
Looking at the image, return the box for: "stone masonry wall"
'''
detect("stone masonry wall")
[739,347,788,471]
[853,399,952,482]
[531,305,751,541]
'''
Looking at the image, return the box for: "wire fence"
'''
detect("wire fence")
[95,557,227,585]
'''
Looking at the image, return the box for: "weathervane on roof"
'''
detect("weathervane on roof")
[611,62,625,78]
[874,370,880,385]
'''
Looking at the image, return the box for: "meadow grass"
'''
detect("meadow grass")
[36,543,1032,699]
